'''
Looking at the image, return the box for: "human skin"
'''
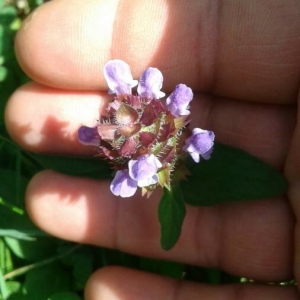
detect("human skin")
[4,0,300,299]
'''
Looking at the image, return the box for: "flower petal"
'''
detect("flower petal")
[194,131,215,154]
[184,128,215,163]
[110,170,138,198]
[190,152,200,163]
[192,128,204,135]
[201,147,214,160]
[137,174,159,187]
[137,67,165,99]
[78,126,100,146]
[166,84,193,117]
[103,60,138,95]
[128,154,161,181]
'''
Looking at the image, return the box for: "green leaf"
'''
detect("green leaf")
[0,198,24,215]
[30,154,112,179]
[0,66,7,81]
[58,244,93,290]
[0,169,28,207]
[0,229,45,241]
[158,187,186,250]
[23,263,72,300]
[5,281,21,299]
[181,143,288,206]
[7,293,29,300]
[0,267,9,299]
[4,236,57,261]
[0,238,13,274]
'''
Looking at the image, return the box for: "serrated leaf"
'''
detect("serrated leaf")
[158,187,186,250]
[181,143,288,206]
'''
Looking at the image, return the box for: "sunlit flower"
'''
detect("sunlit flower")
[78,59,215,198]
[166,84,193,117]
[137,67,165,99]
[183,128,215,163]
[103,60,138,95]
[128,154,162,187]
[110,170,138,198]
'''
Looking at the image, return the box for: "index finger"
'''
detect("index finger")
[15,0,300,103]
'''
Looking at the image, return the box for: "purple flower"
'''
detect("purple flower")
[110,154,162,197]
[183,128,215,163]
[103,60,138,95]
[78,126,100,146]
[128,154,162,187]
[79,59,216,198]
[166,84,193,117]
[137,67,165,99]
[110,170,138,198]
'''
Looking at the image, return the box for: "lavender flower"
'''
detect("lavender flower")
[103,60,138,95]
[183,128,215,163]
[78,59,215,198]
[110,154,162,197]
[110,170,138,198]
[166,84,193,117]
[78,126,100,146]
[137,68,165,99]
[128,154,162,187]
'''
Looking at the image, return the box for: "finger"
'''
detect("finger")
[16,0,300,103]
[285,88,300,290]
[6,82,296,168]
[85,267,299,300]
[5,82,109,154]
[26,170,294,282]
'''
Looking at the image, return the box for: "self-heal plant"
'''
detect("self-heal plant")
[78,59,215,249]
[78,59,215,198]
[76,59,288,251]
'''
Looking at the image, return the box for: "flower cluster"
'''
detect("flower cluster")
[78,60,215,197]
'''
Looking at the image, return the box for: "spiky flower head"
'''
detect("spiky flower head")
[78,60,215,198]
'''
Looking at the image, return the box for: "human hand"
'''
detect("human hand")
[5,0,300,298]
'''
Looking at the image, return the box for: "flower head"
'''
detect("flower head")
[183,128,215,163]
[78,59,215,198]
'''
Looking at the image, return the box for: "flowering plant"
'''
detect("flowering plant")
[78,59,215,198]
[77,60,287,249]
